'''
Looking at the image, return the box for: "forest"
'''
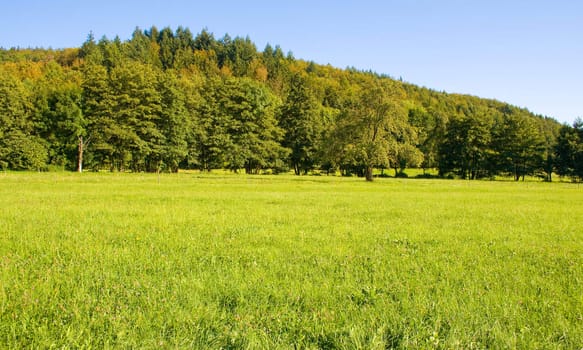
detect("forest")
[1,26,582,181]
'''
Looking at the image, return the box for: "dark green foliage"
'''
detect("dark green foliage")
[438,115,493,179]
[81,62,113,169]
[555,119,583,181]
[408,106,445,172]
[194,78,286,173]
[279,73,322,175]
[128,27,161,67]
[156,71,190,172]
[218,35,258,77]
[107,62,163,171]
[0,26,569,179]
[0,131,47,170]
[0,65,47,170]
[490,112,546,181]
[34,62,85,169]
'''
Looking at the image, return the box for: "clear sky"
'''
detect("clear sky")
[1,0,581,124]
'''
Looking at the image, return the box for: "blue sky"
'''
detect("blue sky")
[1,0,581,124]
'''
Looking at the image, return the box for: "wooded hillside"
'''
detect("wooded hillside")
[1,26,581,180]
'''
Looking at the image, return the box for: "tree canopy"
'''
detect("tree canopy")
[0,26,577,181]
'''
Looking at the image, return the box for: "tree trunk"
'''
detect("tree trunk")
[293,163,300,175]
[77,136,84,173]
[365,166,374,181]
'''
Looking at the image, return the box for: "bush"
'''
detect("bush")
[0,132,48,170]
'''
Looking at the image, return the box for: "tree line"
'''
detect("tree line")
[1,26,582,181]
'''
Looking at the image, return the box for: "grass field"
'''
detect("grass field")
[0,172,582,349]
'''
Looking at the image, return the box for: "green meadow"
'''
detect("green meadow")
[0,172,581,349]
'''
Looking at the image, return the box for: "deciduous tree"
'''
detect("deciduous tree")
[329,78,408,181]
[279,73,322,174]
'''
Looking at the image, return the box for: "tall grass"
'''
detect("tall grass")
[0,172,581,348]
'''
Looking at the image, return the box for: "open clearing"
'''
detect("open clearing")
[0,173,582,348]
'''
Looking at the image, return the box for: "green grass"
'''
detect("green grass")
[0,172,582,349]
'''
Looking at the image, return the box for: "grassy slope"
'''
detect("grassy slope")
[0,172,581,348]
